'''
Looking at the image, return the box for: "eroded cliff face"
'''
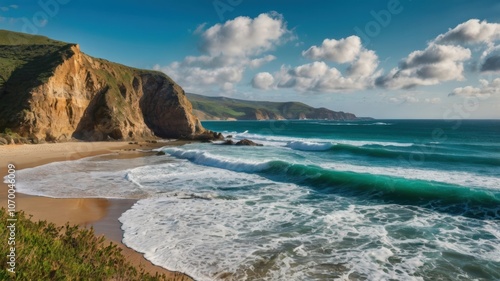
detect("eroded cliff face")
[1,44,205,141]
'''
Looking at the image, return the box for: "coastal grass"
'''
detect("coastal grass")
[0,208,169,280]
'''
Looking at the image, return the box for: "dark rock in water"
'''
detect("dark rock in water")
[226,135,233,138]
[221,139,234,145]
[235,139,263,146]
[156,151,166,156]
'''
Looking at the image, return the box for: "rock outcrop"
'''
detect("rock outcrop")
[235,139,263,146]
[0,30,206,142]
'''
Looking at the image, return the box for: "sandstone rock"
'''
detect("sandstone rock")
[192,130,224,141]
[0,31,208,142]
[0,137,7,145]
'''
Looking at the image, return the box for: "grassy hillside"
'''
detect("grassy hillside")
[0,30,75,130]
[186,93,358,120]
[0,30,71,89]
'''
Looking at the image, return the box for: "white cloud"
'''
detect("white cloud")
[155,13,290,93]
[376,19,500,89]
[252,72,275,90]
[388,95,419,104]
[449,78,500,97]
[302,36,362,63]
[252,35,380,93]
[249,55,276,68]
[272,60,379,93]
[376,44,471,89]
[156,61,244,92]
[200,12,290,57]
[347,50,379,78]
[435,19,500,45]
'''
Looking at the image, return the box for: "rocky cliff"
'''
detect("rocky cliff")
[186,93,359,121]
[0,30,206,142]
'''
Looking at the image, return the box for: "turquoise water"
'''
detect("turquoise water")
[16,120,500,280]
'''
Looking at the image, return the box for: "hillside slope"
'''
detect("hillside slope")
[186,93,358,121]
[0,30,207,142]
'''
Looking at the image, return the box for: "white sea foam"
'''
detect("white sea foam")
[164,148,270,173]
[11,141,500,280]
[120,192,500,281]
[285,141,333,151]
[313,121,393,126]
[230,131,414,148]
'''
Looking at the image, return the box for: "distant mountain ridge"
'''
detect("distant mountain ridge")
[186,93,361,121]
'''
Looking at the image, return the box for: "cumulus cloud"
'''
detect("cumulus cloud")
[252,72,275,90]
[156,13,290,92]
[347,50,379,78]
[375,19,500,89]
[449,78,500,97]
[481,55,500,72]
[376,44,471,89]
[302,36,362,63]
[435,19,500,45]
[200,12,290,57]
[275,59,379,92]
[252,35,380,92]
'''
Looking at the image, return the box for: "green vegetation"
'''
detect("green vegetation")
[0,208,168,280]
[186,93,357,120]
[0,30,68,46]
[0,30,75,130]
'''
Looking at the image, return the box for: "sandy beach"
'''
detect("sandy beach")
[0,141,193,280]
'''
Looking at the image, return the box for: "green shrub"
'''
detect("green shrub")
[0,208,169,280]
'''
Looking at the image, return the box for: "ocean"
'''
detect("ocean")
[16,120,500,280]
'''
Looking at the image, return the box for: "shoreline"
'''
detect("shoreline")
[0,141,193,280]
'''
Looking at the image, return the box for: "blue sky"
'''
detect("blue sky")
[1,0,500,118]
